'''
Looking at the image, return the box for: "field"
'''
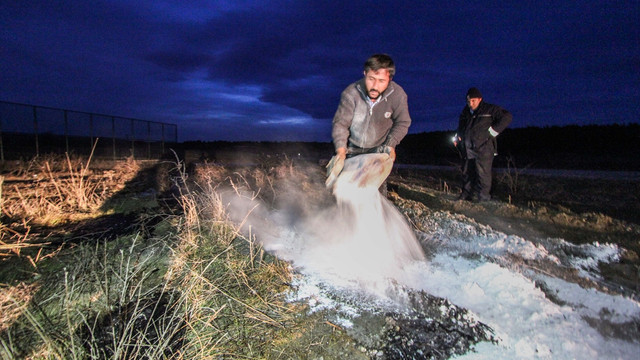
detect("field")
[1,153,638,359]
[389,166,640,294]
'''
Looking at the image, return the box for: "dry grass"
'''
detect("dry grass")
[1,154,138,223]
[0,154,349,359]
[0,283,39,333]
[164,156,300,358]
[0,153,142,261]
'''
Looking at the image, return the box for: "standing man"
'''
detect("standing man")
[453,87,512,202]
[329,54,412,193]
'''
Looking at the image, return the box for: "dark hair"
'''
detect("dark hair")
[364,54,395,77]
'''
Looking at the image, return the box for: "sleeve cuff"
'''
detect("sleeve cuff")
[488,127,499,137]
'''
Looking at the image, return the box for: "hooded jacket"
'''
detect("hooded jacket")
[457,100,512,158]
[332,79,411,151]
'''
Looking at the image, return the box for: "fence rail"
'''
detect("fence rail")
[0,101,178,161]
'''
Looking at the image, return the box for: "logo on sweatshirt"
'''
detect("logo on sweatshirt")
[384,112,392,119]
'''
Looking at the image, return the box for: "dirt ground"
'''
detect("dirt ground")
[387,166,640,298]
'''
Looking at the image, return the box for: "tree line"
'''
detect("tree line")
[179,123,639,171]
[397,123,640,170]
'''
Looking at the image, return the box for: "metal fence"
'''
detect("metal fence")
[0,101,178,161]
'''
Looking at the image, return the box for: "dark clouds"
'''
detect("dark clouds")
[1,0,638,141]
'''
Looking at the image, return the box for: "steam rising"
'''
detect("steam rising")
[222,154,425,299]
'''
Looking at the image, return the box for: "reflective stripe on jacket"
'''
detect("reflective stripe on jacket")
[457,101,512,157]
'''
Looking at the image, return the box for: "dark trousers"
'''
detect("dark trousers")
[461,153,494,201]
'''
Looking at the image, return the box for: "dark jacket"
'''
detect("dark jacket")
[456,101,512,158]
[332,79,411,151]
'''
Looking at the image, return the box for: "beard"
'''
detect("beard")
[368,89,380,99]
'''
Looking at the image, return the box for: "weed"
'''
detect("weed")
[498,154,530,196]
[0,154,357,359]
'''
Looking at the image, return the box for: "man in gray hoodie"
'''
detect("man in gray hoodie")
[329,54,412,193]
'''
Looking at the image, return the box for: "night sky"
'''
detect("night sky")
[2,1,638,142]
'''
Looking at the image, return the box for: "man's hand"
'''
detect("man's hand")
[325,148,347,188]
[377,145,396,161]
[388,147,396,161]
[452,134,461,147]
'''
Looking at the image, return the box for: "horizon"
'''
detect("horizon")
[3,99,638,146]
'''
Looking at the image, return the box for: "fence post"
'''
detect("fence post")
[0,111,4,162]
[147,121,151,159]
[89,113,94,154]
[161,123,165,155]
[130,118,135,160]
[111,116,116,161]
[33,106,39,157]
[64,110,69,154]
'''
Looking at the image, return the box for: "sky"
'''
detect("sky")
[1,0,639,142]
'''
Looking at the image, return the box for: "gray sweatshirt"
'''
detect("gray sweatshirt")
[332,78,411,151]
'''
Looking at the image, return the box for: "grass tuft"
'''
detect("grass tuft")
[0,154,354,359]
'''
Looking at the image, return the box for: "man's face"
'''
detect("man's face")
[467,96,482,111]
[364,69,391,100]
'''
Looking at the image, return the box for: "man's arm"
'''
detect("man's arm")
[454,109,467,146]
[489,105,512,135]
[331,89,355,152]
[384,92,411,148]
